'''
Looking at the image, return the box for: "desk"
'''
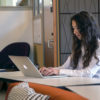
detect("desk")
[67,86,100,100]
[1,71,100,86]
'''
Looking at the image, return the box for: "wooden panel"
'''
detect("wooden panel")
[59,0,98,13]
[34,44,44,68]
[59,0,99,65]
[53,0,60,66]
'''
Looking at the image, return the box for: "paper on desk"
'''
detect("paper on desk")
[0,71,24,76]
[0,69,6,72]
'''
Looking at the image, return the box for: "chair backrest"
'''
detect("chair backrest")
[0,42,30,70]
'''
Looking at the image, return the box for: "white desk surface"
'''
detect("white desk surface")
[67,86,100,100]
[0,71,100,86]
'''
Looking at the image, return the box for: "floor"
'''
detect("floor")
[0,90,6,100]
[0,81,8,100]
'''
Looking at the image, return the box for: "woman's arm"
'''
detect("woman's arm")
[59,57,100,77]
[39,55,71,76]
[55,55,72,69]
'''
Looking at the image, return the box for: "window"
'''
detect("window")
[0,0,29,6]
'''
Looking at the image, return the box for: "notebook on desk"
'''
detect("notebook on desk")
[9,56,67,78]
[0,69,6,72]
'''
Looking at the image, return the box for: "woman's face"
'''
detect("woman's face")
[72,20,82,40]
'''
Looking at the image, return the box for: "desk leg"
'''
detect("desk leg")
[0,81,3,90]
[57,86,73,92]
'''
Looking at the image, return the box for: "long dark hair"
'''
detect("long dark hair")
[71,11,100,69]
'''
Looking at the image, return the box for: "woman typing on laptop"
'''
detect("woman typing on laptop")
[39,11,100,78]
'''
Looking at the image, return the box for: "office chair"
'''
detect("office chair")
[0,42,30,70]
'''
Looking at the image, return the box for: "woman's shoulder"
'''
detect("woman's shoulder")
[97,39,100,45]
[98,39,100,46]
[96,39,100,56]
[98,39,100,42]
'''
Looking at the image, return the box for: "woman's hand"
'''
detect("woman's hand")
[39,67,48,75]
[39,67,59,76]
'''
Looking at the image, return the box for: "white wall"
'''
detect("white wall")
[0,7,33,61]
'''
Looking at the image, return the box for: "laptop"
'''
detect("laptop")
[9,56,68,78]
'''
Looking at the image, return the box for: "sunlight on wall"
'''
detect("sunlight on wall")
[13,0,18,6]
[0,0,29,6]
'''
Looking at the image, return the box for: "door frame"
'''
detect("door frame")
[53,0,60,66]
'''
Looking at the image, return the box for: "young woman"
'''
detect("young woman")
[39,11,100,78]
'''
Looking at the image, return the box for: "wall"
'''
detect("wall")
[0,7,33,61]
